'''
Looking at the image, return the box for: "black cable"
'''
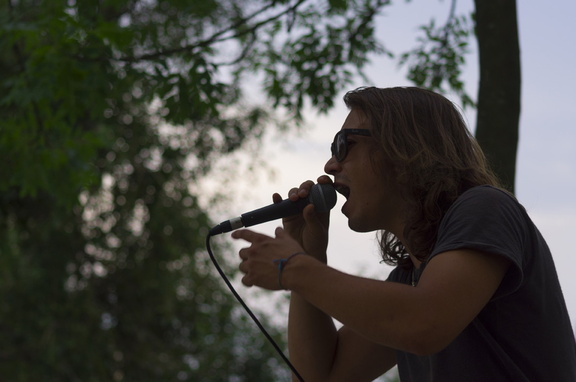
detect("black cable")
[206,234,305,382]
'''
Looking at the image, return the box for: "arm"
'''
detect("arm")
[234,228,508,378]
[233,179,509,376]
[234,179,396,381]
[283,247,510,355]
[287,290,338,381]
[288,288,396,381]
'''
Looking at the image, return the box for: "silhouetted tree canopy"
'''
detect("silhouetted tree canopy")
[0,0,519,380]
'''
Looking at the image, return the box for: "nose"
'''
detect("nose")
[324,155,341,175]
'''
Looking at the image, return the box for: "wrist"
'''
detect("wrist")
[281,253,321,292]
[274,252,306,290]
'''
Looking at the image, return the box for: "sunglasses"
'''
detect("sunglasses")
[330,128,371,162]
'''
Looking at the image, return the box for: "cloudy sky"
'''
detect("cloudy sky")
[213,1,576,330]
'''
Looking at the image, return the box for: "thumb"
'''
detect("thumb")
[275,226,286,238]
[302,203,329,226]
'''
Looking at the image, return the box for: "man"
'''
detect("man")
[232,87,576,381]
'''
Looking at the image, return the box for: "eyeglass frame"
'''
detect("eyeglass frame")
[330,128,372,162]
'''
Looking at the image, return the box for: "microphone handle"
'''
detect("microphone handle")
[208,197,309,236]
[241,197,309,228]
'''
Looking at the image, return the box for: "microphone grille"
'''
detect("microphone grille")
[309,183,337,213]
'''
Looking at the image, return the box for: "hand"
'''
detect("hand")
[232,227,305,290]
[275,176,333,262]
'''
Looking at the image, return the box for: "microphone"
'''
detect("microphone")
[208,183,337,236]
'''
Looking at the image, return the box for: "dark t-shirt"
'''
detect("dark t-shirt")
[387,186,576,381]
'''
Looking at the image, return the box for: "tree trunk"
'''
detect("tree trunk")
[474,0,521,193]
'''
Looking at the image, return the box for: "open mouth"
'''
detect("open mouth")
[334,184,350,199]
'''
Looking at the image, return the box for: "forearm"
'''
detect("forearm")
[283,249,511,357]
[288,291,338,382]
[284,255,416,353]
[287,257,400,382]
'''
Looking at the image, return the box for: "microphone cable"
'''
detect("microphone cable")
[206,234,305,382]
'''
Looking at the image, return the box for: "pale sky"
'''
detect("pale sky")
[209,0,576,336]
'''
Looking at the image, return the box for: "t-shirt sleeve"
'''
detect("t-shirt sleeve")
[429,186,527,298]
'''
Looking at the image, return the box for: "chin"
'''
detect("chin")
[347,218,376,233]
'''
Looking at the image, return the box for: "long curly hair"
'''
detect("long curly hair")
[343,87,500,267]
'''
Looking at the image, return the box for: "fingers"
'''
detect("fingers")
[275,226,287,238]
[239,260,253,287]
[302,203,329,228]
[238,246,249,261]
[231,229,268,243]
[235,227,287,250]
[235,229,282,289]
[237,246,254,287]
[234,226,306,290]
[287,180,315,201]
[317,174,334,185]
[277,178,332,203]
[272,192,282,204]
[241,275,253,287]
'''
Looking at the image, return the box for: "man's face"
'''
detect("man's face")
[325,109,406,236]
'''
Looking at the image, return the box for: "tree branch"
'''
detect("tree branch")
[118,0,309,63]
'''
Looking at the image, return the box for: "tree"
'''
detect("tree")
[399,0,521,192]
[0,0,386,380]
[474,0,521,192]
[0,0,522,380]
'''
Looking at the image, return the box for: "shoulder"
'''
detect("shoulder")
[437,185,531,244]
[452,185,519,209]
[433,186,532,297]
[443,185,528,228]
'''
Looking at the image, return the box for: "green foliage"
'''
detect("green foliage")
[0,0,388,380]
[399,2,474,108]
[254,0,390,118]
[0,0,500,379]
[1,0,389,203]
[0,61,287,380]
[1,4,110,200]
